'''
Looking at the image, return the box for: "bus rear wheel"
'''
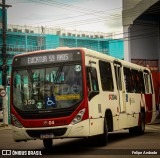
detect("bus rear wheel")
[43,139,53,149]
[137,112,145,134]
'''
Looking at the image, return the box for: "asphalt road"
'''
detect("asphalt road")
[0,123,160,158]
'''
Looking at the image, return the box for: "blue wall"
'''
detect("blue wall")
[109,39,124,59]
[0,30,124,85]
[59,36,111,55]
[46,35,59,49]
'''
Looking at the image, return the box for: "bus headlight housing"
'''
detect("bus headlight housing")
[71,109,85,125]
[11,114,23,128]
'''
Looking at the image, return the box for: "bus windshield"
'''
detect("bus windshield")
[12,63,83,111]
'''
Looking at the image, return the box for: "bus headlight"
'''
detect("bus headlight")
[71,109,85,125]
[11,114,23,128]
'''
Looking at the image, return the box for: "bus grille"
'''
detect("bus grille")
[26,128,67,137]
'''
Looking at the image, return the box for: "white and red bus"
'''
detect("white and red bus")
[10,48,156,148]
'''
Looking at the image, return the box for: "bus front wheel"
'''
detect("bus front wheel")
[43,139,53,149]
[97,117,108,146]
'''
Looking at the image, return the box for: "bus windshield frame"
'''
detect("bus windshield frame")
[12,50,83,113]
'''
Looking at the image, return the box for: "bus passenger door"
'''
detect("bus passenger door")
[114,62,127,129]
[86,59,104,136]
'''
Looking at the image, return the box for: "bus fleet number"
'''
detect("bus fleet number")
[24,99,35,105]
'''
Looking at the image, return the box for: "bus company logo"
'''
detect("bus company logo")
[109,94,117,100]
[2,150,11,155]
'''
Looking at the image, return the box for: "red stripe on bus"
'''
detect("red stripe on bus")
[144,94,152,123]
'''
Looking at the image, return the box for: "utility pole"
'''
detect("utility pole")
[0,0,11,89]
[0,0,11,125]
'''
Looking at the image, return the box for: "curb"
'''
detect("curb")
[0,124,11,130]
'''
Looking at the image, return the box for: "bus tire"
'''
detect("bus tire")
[43,139,53,149]
[98,117,108,146]
[136,112,145,135]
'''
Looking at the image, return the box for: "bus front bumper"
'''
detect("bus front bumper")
[11,119,90,142]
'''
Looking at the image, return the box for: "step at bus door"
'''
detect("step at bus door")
[114,61,127,129]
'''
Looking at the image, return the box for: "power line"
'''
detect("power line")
[4,22,157,41]
[6,0,160,30]
[7,0,122,26]
[29,8,122,26]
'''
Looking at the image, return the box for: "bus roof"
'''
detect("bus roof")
[13,47,150,72]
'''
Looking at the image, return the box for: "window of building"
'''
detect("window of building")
[99,61,114,91]
[13,28,17,32]
[56,31,61,35]
[18,30,22,33]
[25,29,29,33]
[8,29,12,32]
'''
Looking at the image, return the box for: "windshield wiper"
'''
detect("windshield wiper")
[54,64,64,84]
[27,66,34,84]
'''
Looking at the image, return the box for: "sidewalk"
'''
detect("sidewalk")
[152,117,160,124]
[0,122,11,130]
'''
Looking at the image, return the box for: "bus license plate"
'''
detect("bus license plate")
[40,133,54,139]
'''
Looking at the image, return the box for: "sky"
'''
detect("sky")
[6,0,123,33]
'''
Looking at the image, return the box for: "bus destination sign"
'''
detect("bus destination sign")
[13,51,81,67]
[27,53,71,65]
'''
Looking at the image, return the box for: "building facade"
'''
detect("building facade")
[122,0,160,109]
[122,0,160,71]
[0,26,124,85]
[0,9,124,85]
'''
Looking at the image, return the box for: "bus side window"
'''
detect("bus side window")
[123,67,133,93]
[86,67,99,100]
[144,72,153,94]
[91,68,99,91]
[144,73,149,93]
[87,67,99,91]
[149,74,153,94]
[139,71,145,93]
[86,67,91,92]
[132,69,141,93]
[99,60,114,91]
